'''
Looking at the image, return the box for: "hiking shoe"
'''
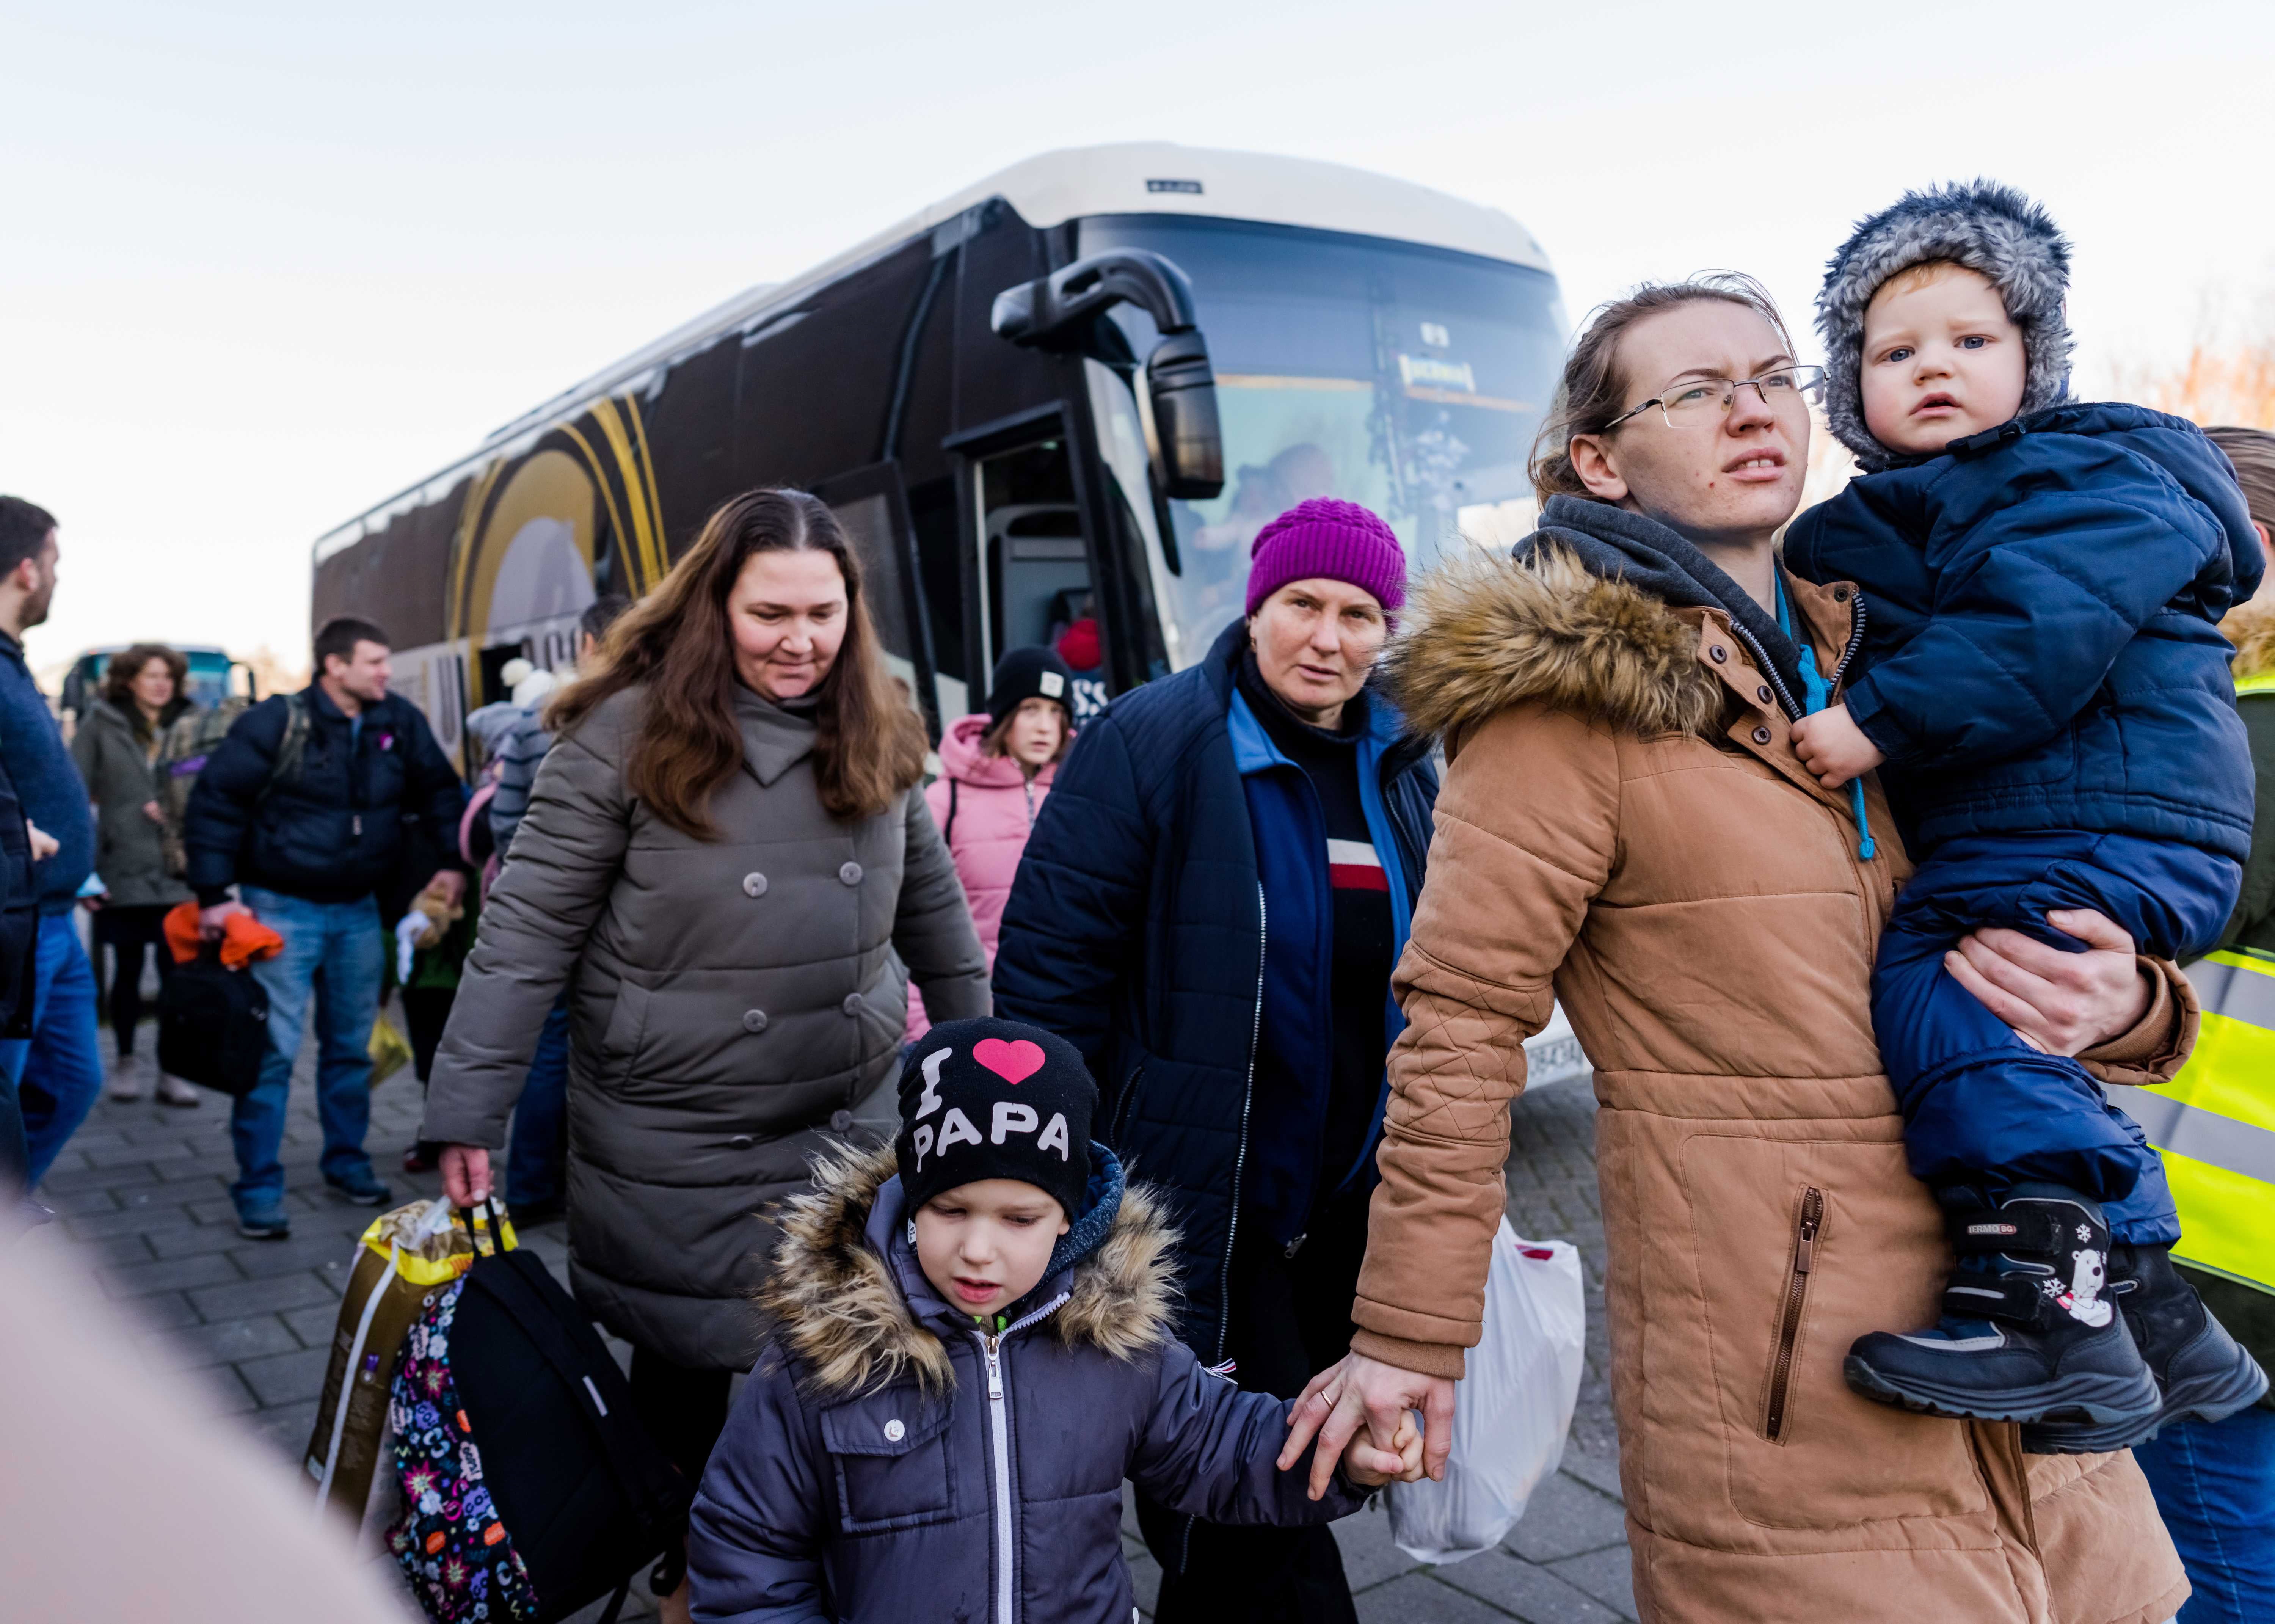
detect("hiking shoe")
[1845,1183,2162,1436]
[324,1168,392,1207]
[236,1208,292,1240]
[2022,1243,2271,1453]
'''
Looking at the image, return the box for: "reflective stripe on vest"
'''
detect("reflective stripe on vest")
[2128,950,2275,1291]
[2237,670,2275,697]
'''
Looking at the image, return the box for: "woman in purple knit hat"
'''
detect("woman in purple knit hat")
[995,497,1438,1622]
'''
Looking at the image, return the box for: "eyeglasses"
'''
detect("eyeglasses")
[1604,365,1826,430]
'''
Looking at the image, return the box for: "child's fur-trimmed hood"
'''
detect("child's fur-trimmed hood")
[2226,600,2275,682]
[758,1142,1178,1399]
[1381,546,1727,748]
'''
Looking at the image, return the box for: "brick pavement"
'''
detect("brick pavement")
[30,1014,1630,1623]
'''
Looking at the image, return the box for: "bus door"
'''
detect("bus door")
[813,462,942,737]
[946,408,1112,725]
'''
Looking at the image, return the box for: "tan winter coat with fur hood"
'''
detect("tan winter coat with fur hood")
[1351,549,2193,1624]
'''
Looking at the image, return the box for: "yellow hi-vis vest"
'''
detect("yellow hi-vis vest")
[2130,948,2275,1292]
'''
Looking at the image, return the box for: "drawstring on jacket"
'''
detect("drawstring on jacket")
[1776,581,1876,861]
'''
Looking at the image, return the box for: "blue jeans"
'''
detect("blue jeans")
[505,995,570,1208]
[2135,1406,2275,1624]
[1873,832,2239,1246]
[230,887,385,1214]
[0,913,105,1188]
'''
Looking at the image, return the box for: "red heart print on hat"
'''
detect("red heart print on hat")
[973,1037,1046,1084]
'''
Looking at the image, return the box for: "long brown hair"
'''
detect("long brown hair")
[102,643,188,740]
[1528,272,1795,505]
[549,488,925,835]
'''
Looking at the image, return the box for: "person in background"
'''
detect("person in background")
[72,643,197,1106]
[0,496,104,1190]
[994,498,1436,1624]
[904,644,1073,1042]
[2126,422,2275,1624]
[0,748,41,1189]
[183,615,468,1240]
[464,592,631,1224]
[423,490,986,1624]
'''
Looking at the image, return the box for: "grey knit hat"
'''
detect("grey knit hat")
[1816,180,2074,469]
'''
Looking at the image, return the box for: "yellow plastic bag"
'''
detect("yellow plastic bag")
[367,1012,413,1086]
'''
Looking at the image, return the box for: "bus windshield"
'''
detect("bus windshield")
[1082,214,1566,665]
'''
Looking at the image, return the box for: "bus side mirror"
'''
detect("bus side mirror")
[992,248,1225,500]
[1144,331,1223,500]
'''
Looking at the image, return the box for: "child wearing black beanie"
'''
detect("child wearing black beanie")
[689,1017,1417,1624]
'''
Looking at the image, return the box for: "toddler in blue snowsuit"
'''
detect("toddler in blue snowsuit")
[686,1019,1412,1624]
[1784,182,2268,1451]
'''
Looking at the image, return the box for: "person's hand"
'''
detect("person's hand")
[428,869,468,908]
[25,820,58,862]
[80,891,105,913]
[1338,1411,1425,1487]
[142,799,165,825]
[1948,908,2150,1056]
[1789,704,1886,789]
[439,1145,493,1207]
[198,901,247,940]
[1278,1352,1458,1501]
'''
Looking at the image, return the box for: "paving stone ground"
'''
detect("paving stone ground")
[31,1003,1630,1624]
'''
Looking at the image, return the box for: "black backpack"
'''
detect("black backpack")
[156,946,271,1096]
[391,1206,690,1624]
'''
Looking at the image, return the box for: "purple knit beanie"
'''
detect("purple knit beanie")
[1244,498,1407,619]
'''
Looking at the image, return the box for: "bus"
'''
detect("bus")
[310,141,1568,761]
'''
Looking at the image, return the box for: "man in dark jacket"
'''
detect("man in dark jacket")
[993,499,1434,1622]
[0,748,40,1190]
[185,615,466,1238]
[0,496,104,1191]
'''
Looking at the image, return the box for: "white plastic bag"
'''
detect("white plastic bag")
[1385,1218,1585,1564]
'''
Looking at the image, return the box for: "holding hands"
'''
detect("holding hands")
[1790,702,1886,789]
[1280,1352,1455,1500]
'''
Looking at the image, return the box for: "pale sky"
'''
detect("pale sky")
[6,0,2273,675]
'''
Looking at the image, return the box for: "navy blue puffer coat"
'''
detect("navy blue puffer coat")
[990,621,1436,1362]
[183,685,466,906]
[687,1145,1368,1624]
[1784,402,2266,862]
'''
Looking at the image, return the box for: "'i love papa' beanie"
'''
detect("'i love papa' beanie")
[896,1018,1096,1216]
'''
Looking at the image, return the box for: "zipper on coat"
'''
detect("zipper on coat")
[1184,881,1266,1577]
[971,1295,1063,1624]
[1826,591,1868,694]
[981,1334,1015,1624]
[1764,1187,1825,1443]
[1725,619,1803,721]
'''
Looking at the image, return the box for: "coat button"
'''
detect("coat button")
[1757,685,1773,705]
[742,872,767,898]
[841,994,863,1017]
[742,1009,769,1033]
[883,1418,905,1442]
[1751,725,1773,745]
[838,861,863,886]
[1709,645,1728,663]
[1833,587,1850,602]
[830,1109,853,1132]
[728,1134,755,1149]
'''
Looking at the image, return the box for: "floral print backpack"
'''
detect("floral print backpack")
[386,1206,689,1624]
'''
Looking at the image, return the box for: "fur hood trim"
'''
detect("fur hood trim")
[1817,180,2074,470]
[1381,548,1726,745]
[2226,600,2275,682]
[758,1142,1179,1398]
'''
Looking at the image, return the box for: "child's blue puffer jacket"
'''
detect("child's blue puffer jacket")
[1784,402,2266,862]
[687,1145,1369,1624]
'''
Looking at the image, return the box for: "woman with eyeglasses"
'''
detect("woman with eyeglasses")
[1279,276,2192,1624]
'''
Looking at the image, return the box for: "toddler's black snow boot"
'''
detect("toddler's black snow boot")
[1844,1183,2162,1437]
[2021,1242,2270,1452]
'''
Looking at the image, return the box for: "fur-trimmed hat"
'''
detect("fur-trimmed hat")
[1816,180,2074,469]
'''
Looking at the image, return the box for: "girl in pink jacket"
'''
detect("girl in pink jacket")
[906,646,1074,1039]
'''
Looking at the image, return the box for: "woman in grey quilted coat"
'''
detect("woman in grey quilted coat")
[423,489,987,1611]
